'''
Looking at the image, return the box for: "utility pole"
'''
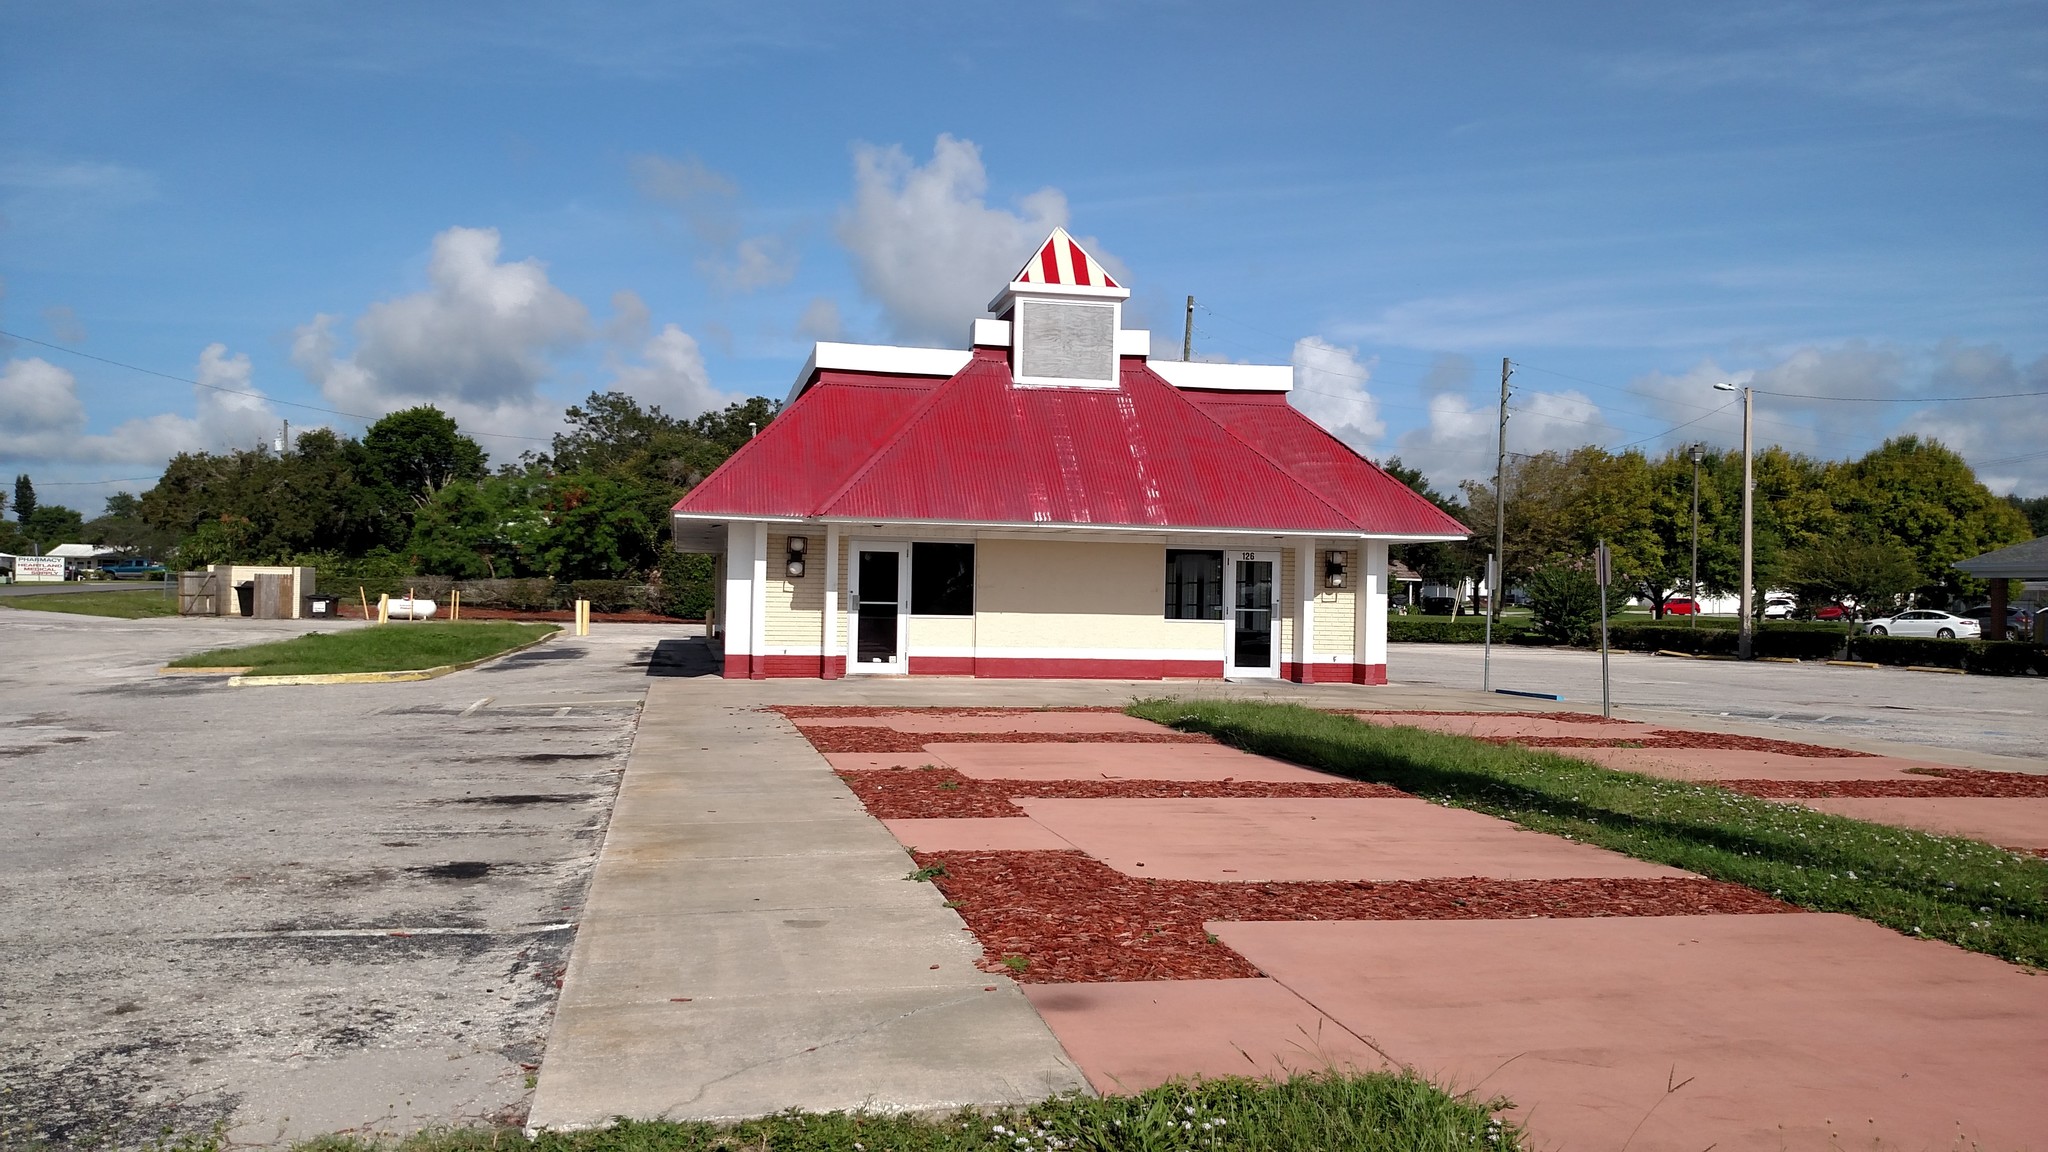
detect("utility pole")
[1482,357,1512,692]
[1183,296,1195,361]
[1714,383,1755,659]
[1689,442,1703,631]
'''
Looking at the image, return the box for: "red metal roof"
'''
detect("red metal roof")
[676,352,1470,539]
[1180,389,1472,537]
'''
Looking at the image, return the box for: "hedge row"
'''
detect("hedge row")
[312,575,706,618]
[1387,616,1531,643]
[1846,635,2048,675]
[1607,622,1850,661]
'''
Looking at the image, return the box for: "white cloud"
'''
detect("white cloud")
[1288,337,1384,452]
[835,134,1085,346]
[291,225,589,442]
[1904,344,2048,496]
[609,324,735,417]
[41,305,86,344]
[0,346,280,468]
[795,296,843,342]
[1389,377,1618,489]
[632,154,798,292]
[604,289,652,347]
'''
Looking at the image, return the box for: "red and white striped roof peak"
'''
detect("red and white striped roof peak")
[1012,227,1119,289]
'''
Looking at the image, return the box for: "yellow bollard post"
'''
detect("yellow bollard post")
[451,589,461,621]
[376,593,389,625]
[576,598,591,637]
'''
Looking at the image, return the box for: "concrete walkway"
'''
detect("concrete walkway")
[526,682,1085,1129]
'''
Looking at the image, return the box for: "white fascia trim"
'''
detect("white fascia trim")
[1150,361,1293,393]
[921,645,1225,661]
[786,341,973,401]
[816,517,1465,542]
[675,512,813,525]
[987,279,1131,313]
[971,318,1012,347]
[1115,329,1151,358]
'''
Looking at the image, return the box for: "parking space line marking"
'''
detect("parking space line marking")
[461,697,495,717]
[493,698,644,709]
[203,923,575,940]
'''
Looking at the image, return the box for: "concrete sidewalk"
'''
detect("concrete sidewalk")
[526,680,1085,1129]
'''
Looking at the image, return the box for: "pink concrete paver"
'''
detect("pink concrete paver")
[1012,797,1690,882]
[1020,979,1387,1093]
[1213,915,2048,1152]
[926,742,1336,783]
[794,712,1173,735]
[1794,797,2048,850]
[880,817,1076,852]
[1559,746,1938,781]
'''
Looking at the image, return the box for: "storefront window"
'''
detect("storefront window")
[910,542,974,615]
[1165,550,1224,619]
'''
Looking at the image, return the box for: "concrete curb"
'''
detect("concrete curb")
[220,629,559,687]
[156,665,255,676]
[1906,665,1968,675]
[1825,660,1881,669]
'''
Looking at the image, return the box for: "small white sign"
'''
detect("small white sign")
[14,556,65,582]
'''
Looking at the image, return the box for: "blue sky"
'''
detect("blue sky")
[3,0,2045,516]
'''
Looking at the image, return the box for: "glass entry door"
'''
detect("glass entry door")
[851,545,907,674]
[1224,551,1280,678]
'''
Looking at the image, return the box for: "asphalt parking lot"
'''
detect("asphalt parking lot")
[0,611,678,1148]
[1387,642,2047,762]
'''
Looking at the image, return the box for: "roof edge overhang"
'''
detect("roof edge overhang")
[785,341,973,403]
[674,509,1466,543]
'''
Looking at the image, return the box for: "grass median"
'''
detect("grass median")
[169,621,556,677]
[269,1073,1515,1152]
[1,587,179,618]
[1127,699,2048,969]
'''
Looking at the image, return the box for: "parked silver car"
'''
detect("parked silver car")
[1861,610,1981,639]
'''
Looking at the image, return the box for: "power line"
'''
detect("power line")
[0,328,553,444]
[1754,386,2048,403]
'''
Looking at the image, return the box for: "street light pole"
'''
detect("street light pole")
[1714,383,1755,660]
[1688,442,1703,631]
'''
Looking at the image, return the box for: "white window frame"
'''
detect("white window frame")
[846,540,909,675]
[1223,549,1283,679]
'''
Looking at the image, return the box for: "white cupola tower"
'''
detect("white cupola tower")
[987,227,1132,389]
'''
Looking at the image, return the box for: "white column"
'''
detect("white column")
[823,524,840,677]
[749,522,769,678]
[1362,540,1389,677]
[1294,541,1315,679]
[723,522,755,674]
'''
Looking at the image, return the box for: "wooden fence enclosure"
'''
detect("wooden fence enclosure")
[178,571,220,616]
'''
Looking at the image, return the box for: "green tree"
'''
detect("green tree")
[535,474,662,581]
[23,504,83,545]
[407,476,544,579]
[1525,562,1601,646]
[1824,436,2030,603]
[2005,494,2048,538]
[13,475,36,525]
[1779,537,1922,618]
[363,406,487,507]
[1379,456,1482,615]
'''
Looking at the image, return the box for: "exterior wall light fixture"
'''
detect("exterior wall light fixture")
[786,535,807,579]
[1324,550,1347,588]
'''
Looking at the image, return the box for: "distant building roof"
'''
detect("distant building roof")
[1953,536,2048,579]
[45,543,121,559]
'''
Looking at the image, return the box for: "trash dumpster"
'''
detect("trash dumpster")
[234,580,255,617]
[306,594,341,619]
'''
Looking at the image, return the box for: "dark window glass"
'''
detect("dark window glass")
[910,542,974,616]
[1165,550,1224,620]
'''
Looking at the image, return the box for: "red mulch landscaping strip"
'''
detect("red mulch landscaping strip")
[771,705,1124,719]
[1719,768,2048,799]
[1346,709,1634,725]
[917,850,1795,983]
[798,726,1214,754]
[1477,730,1874,757]
[837,768,1406,819]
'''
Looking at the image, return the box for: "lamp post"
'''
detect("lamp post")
[1688,442,1703,631]
[1713,382,1753,660]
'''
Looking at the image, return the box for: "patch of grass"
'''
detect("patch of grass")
[1,588,179,619]
[290,1072,1517,1152]
[1128,699,2048,969]
[906,861,948,883]
[167,622,555,676]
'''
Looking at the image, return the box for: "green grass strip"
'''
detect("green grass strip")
[1128,699,2048,969]
[258,1073,1516,1152]
[168,621,556,676]
[1,588,180,618]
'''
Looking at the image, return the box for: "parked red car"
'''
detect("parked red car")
[1814,604,1851,621]
[1664,598,1698,616]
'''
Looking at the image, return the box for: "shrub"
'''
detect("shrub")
[498,578,562,611]
[1607,623,1740,655]
[656,554,716,619]
[569,579,638,613]
[1525,564,1600,647]
[1753,625,1850,661]
[1387,616,1528,643]
[1847,635,2045,675]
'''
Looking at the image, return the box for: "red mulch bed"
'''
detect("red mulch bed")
[1719,768,2048,799]
[771,705,1124,719]
[1479,730,1874,757]
[1347,709,1634,725]
[918,850,1796,983]
[837,768,1406,819]
[799,726,1215,754]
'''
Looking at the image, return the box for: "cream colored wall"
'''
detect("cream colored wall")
[1313,548,1357,656]
[908,615,974,651]
[762,531,824,649]
[1277,549,1297,657]
[976,538,1223,653]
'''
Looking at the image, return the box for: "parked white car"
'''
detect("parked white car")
[1861,610,1980,639]
[1762,597,1796,620]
